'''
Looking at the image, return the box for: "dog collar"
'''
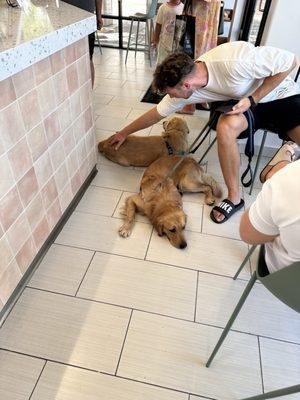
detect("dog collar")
[165,141,174,155]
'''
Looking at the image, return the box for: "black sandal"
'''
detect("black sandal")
[210,198,245,224]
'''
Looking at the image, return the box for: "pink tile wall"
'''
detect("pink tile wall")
[0,37,97,308]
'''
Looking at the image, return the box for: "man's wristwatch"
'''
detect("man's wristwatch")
[248,95,257,109]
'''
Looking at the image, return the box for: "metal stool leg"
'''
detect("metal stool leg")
[233,244,257,280]
[95,31,102,55]
[240,384,300,400]
[145,19,151,66]
[249,130,268,195]
[198,137,216,164]
[206,271,257,367]
[135,20,140,58]
[125,18,134,64]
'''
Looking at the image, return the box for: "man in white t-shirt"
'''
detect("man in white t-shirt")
[240,148,300,273]
[108,41,300,223]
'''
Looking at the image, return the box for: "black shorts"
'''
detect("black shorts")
[88,32,95,59]
[212,94,300,141]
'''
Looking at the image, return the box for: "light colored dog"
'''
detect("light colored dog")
[119,155,222,248]
[98,116,189,167]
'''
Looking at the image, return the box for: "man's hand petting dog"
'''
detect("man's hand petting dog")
[108,131,126,150]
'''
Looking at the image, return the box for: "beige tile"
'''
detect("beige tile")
[76,186,122,216]
[0,186,23,231]
[66,63,79,95]
[0,77,16,110]
[16,236,37,274]
[0,288,131,373]
[50,49,66,74]
[44,110,61,146]
[46,198,62,230]
[18,89,42,132]
[34,151,53,188]
[55,211,152,259]
[147,229,250,278]
[7,137,32,182]
[260,338,300,399]
[0,101,25,151]
[34,57,52,86]
[12,65,35,98]
[0,235,14,274]
[37,78,56,118]
[17,167,39,208]
[92,164,143,192]
[6,212,31,255]
[95,104,131,118]
[0,259,22,304]
[109,96,154,110]
[29,244,93,295]
[33,217,50,251]
[0,350,44,400]
[195,272,300,342]
[118,311,262,399]
[78,252,197,320]
[31,362,188,400]
[183,201,203,233]
[26,123,48,162]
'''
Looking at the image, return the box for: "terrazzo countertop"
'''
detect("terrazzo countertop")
[0,0,96,81]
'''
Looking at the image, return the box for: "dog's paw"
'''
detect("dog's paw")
[205,198,215,206]
[119,223,132,238]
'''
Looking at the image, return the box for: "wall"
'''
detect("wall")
[0,38,97,310]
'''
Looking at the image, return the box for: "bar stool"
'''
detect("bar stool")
[125,0,158,66]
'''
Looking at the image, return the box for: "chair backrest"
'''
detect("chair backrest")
[146,0,159,19]
[257,245,300,313]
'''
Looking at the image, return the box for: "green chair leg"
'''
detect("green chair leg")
[135,20,140,58]
[206,271,257,367]
[249,130,268,195]
[234,244,257,280]
[125,19,134,64]
[240,384,300,400]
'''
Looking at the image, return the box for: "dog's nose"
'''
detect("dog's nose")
[179,241,187,249]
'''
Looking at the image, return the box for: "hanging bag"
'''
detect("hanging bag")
[172,0,195,57]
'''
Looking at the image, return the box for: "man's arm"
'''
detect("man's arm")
[229,55,298,115]
[108,106,165,149]
[95,0,103,30]
[240,209,278,245]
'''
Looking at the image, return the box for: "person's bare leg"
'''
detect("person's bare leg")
[90,59,95,87]
[286,125,300,146]
[213,114,248,222]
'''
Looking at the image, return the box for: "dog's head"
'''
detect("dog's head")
[162,117,189,152]
[151,179,187,249]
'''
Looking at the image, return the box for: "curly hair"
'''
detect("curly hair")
[152,52,195,94]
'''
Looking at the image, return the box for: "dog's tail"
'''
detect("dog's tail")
[201,171,223,198]
[98,140,107,153]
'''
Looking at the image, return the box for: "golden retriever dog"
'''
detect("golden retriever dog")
[98,116,189,167]
[119,155,222,248]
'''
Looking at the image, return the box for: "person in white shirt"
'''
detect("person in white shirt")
[108,41,300,223]
[152,0,184,65]
[240,143,300,273]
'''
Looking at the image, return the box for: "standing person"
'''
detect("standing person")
[152,0,184,65]
[240,143,300,273]
[107,42,300,224]
[63,0,103,86]
[179,0,221,114]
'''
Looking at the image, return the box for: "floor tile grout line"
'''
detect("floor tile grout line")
[75,251,96,297]
[144,226,154,261]
[53,242,254,283]
[21,286,300,347]
[257,336,265,394]
[111,190,125,217]
[115,309,133,376]
[29,359,47,400]
[194,271,199,323]
[2,346,214,400]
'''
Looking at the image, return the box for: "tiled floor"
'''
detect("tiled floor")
[0,49,299,400]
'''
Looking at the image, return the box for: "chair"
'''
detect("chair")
[206,244,300,400]
[95,31,103,55]
[189,109,269,195]
[125,0,158,66]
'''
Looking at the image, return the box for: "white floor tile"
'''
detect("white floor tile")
[31,362,188,400]
[95,104,132,118]
[93,92,114,107]
[0,350,44,400]
[195,272,300,342]
[118,311,262,399]
[78,252,197,320]
[260,338,300,399]
[55,211,152,259]
[183,201,203,233]
[109,96,154,110]
[29,244,93,295]
[76,186,122,216]
[93,164,144,192]
[95,115,151,135]
[147,229,250,279]
[0,288,131,373]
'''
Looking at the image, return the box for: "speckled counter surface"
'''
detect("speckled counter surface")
[0,0,96,81]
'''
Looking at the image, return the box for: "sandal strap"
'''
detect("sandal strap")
[211,198,245,223]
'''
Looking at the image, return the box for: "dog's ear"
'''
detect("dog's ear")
[154,221,164,236]
[162,120,169,131]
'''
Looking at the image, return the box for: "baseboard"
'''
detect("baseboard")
[0,165,98,327]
